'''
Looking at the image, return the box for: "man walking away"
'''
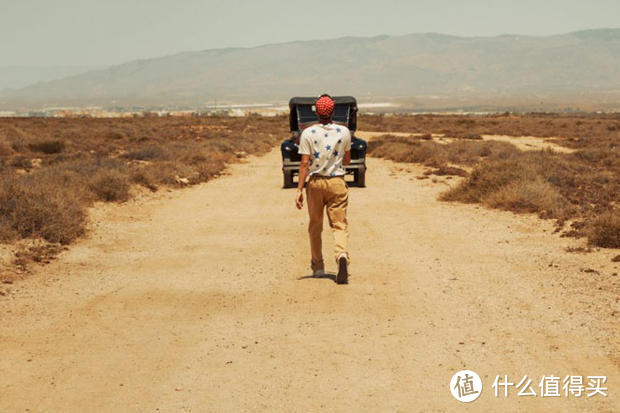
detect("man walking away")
[295,94,351,284]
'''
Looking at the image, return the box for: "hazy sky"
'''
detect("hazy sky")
[1,0,619,67]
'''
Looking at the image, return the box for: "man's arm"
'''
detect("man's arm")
[295,154,310,209]
[343,150,351,165]
[343,130,352,165]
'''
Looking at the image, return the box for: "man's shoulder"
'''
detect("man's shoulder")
[337,124,352,139]
[300,124,322,138]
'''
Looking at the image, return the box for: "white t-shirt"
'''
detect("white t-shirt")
[298,123,352,177]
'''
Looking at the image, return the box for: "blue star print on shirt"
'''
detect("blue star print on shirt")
[333,150,339,156]
[336,128,341,133]
[313,151,320,159]
[325,144,331,151]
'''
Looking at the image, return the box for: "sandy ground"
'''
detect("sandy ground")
[0,145,618,412]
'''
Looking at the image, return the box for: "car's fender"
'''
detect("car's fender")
[280,140,301,162]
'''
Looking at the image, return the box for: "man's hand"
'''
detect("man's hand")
[295,154,310,210]
[295,189,304,209]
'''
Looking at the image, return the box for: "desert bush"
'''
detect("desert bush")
[371,129,618,247]
[0,174,85,244]
[89,169,131,202]
[10,156,31,169]
[130,168,158,191]
[368,134,520,168]
[147,161,196,185]
[425,166,468,177]
[106,131,126,140]
[13,243,64,266]
[0,139,13,156]
[485,178,567,216]
[452,132,483,140]
[358,113,620,146]
[587,210,620,248]
[123,144,169,160]
[0,115,282,256]
[440,151,574,218]
[28,139,65,154]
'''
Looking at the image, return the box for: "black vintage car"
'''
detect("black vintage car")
[280,96,367,188]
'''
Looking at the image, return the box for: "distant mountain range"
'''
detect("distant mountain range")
[0,65,104,93]
[2,29,620,110]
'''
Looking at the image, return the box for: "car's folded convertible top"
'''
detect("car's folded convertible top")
[288,96,358,132]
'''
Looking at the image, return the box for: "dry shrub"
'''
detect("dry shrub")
[452,132,483,140]
[369,134,519,168]
[372,130,618,248]
[10,156,31,169]
[89,169,131,202]
[0,139,13,156]
[425,166,468,177]
[14,243,64,266]
[0,174,85,244]
[440,151,573,220]
[28,139,65,154]
[587,211,620,248]
[485,178,567,217]
[105,131,125,140]
[123,145,169,160]
[359,113,620,147]
[0,115,286,256]
[130,168,158,191]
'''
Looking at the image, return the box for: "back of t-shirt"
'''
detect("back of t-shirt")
[298,123,352,177]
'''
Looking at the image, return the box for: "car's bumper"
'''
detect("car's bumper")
[283,158,365,173]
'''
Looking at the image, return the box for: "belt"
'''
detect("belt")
[310,175,343,180]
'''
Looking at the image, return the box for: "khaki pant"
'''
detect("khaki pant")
[306,176,349,271]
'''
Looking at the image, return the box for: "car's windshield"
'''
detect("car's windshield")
[297,105,317,125]
[333,104,349,125]
[297,103,350,128]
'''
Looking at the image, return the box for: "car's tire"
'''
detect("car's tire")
[353,169,366,187]
[354,169,366,187]
[283,171,294,188]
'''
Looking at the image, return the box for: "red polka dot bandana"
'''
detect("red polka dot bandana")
[316,96,335,117]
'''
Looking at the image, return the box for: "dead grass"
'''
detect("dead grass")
[367,114,619,248]
[587,211,620,248]
[28,139,65,154]
[359,113,620,143]
[368,134,519,168]
[89,169,131,202]
[0,139,13,156]
[0,112,616,272]
[0,115,286,259]
[13,243,65,268]
[0,173,86,244]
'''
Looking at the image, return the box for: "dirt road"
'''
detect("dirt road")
[1,145,618,412]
